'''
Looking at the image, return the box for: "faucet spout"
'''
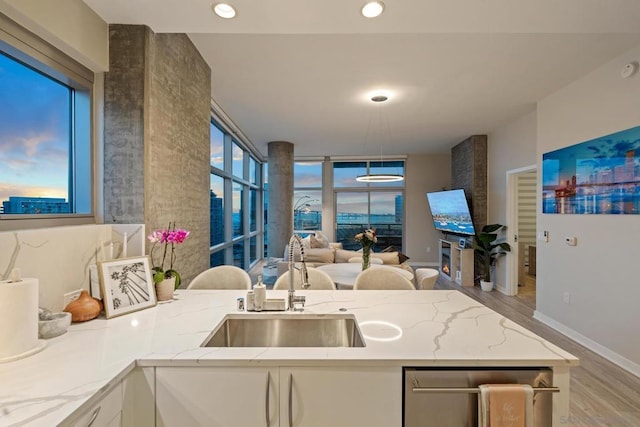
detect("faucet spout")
[288,235,309,311]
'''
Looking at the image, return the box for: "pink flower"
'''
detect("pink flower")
[147,230,164,243]
[172,229,190,244]
[148,223,191,284]
[166,229,189,244]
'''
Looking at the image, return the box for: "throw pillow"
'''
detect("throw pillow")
[382,245,410,263]
[314,231,331,248]
[371,251,400,265]
[309,235,324,248]
[304,248,335,263]
[335,248,361,263]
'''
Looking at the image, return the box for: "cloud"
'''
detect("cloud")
[0,130,57,157]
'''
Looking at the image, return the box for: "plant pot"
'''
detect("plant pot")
[155,277,176,302]
[480,280,494,292]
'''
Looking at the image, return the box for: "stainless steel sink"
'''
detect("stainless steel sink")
[201,314,365,347]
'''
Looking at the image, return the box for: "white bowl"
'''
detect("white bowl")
[38,312,71,339]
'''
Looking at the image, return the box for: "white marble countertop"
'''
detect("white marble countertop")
[0,290,578,426]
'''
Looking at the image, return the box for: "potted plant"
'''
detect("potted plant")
[473,224,511,291]
[148,222,190,301]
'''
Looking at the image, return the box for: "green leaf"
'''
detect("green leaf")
[166,269,182,289]
[153,271,165,284]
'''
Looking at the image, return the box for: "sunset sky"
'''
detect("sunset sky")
[0,52,70,203]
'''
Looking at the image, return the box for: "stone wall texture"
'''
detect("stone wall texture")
[104,25,211,286]
[451,135,487,230]
[451,135,487,282]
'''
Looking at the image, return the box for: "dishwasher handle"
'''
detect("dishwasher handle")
[412,386,559,394]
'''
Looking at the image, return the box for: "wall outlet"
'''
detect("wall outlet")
[63,290,82,308]
[563,292,570,305]
[426,246,431,253]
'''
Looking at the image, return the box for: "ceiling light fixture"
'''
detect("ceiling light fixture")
[356,93,404,183]
[361,1,385,18]
[213,3,237,19]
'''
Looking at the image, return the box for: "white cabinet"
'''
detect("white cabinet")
[156,366,279,426]
[61,367,154,427]
[61,382,122,427]
[282,366,401,427]
[155,365,400,427]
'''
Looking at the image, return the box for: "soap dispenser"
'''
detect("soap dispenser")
[253,275,266,311]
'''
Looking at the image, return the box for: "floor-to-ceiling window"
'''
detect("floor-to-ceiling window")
[209,122,263,269]
[333,160,405,251]
[293,161,322,233]
[0,15,94,229]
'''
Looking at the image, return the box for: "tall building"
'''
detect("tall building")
[209,191,224,246]
[2,197,70,214]
[395,195,403,223]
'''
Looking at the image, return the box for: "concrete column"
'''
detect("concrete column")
[267,141,294,257]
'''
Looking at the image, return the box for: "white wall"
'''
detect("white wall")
[0,0,108,71]
[0,224,144,312]
[535,43,640,375]
[487,111,537,289]
[405,153,452,264]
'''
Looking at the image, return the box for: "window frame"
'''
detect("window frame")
[0,14,95,231]
[209,119,264,270]
[332,160,405,251]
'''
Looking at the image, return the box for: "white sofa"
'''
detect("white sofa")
[276,246,413,278]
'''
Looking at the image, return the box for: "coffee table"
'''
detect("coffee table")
[316,263,414,289]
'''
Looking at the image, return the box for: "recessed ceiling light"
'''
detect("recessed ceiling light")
[371,95,388,103]
[213,3,236,19]
[361,1,385,18]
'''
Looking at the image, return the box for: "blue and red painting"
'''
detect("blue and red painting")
[542,125,640,214]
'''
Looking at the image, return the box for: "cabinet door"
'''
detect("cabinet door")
[64,382,122,427]
[280,366,401,427]
[156,367,278,427]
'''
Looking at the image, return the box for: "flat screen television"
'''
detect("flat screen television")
[426,189,476,236]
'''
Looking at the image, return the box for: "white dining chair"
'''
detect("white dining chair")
[415,268,439,290]
[353,268,416,290]
[187,265,252,290]
[273,267,337,290]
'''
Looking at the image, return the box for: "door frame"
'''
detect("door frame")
[506,164,537,296]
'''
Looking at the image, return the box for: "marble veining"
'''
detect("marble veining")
[0,290,578,426]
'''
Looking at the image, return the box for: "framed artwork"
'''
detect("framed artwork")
[542,125,640,214]
[98,256,157,318]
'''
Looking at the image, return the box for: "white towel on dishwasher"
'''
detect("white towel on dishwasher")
[478,384,534,427]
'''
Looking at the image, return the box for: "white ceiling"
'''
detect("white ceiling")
[83,0,640,158]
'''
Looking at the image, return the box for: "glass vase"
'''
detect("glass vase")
[362,246,371,271]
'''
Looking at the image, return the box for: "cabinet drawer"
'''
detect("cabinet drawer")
[65,383,122,427]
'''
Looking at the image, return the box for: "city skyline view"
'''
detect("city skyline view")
[543,125,640,214]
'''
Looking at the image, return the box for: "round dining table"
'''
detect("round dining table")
[316,263,414,289]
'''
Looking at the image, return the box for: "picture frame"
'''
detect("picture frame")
[542,124,640,214]
[98,256,157,319]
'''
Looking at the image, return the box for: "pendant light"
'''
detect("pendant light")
[356,94,404,183]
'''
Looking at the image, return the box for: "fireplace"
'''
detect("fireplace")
[440,240,452,279]
[441,253,451,276]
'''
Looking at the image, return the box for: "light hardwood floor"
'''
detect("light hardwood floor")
[436,277,640,427]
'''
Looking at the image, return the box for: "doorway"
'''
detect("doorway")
[506,166,537,307]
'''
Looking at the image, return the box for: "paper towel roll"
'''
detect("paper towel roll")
[0,278,42,361]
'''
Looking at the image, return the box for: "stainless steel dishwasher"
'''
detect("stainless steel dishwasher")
[404,367,556,426]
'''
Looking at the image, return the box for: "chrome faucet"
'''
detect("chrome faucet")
[288,234,310,311]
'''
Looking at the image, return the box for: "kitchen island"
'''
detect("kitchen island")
[0,290,578,426]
